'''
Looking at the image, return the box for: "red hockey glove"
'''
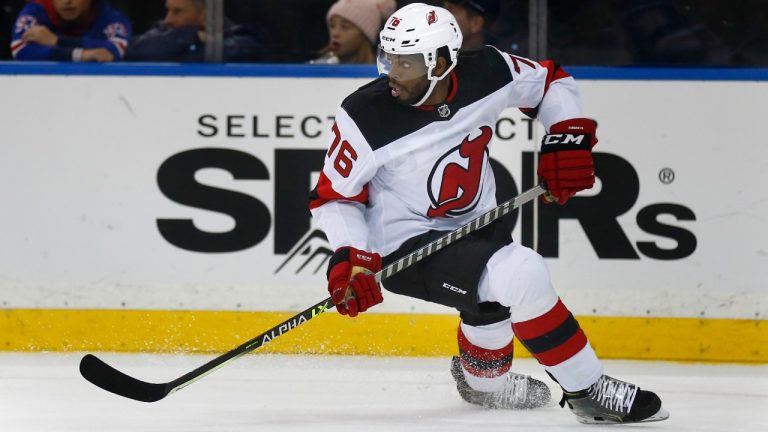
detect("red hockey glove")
[326,247,383,317]
[537,118,598,205]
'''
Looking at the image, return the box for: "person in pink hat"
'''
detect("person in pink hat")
[311,0,396,64]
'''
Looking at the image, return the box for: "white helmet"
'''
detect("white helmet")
[377,3,463,106]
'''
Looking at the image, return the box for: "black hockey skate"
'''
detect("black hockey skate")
[450,356,551,409]
[559,374,670,424]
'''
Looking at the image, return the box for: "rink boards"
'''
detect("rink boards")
[0,64,765,362]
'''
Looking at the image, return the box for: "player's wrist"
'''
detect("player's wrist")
[544,118,598,150]
[327,246,381,277]
[326,246,382,317]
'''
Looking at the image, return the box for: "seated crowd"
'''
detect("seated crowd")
[9,0,505,63]
[6,0,762,66]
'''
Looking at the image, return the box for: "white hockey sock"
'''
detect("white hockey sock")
[458,320,514,393]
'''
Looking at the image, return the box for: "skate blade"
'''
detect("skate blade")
[576,407,670,424]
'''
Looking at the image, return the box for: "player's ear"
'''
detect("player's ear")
[433,56,449,78]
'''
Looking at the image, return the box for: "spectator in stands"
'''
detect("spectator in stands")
[442,0,499,50]
[125,0,271,62]
[623,0,729,65]
[10,0,131,61]
[311,0,396,64]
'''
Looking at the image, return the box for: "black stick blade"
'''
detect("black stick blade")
[79,354,171,402]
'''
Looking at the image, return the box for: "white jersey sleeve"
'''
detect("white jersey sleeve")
[494,47,583,130]
[310,106,378,251]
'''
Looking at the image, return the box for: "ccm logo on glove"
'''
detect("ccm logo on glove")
[538,118,598,205]
[355,253,372,262]
[542,133,589,147]
[326,247,383,317]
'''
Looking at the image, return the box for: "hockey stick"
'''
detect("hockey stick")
[80,184,546,402]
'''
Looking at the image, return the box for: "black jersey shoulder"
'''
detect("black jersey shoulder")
[452,45,513,104]
[340,76,432,151]
[341,47,513,151]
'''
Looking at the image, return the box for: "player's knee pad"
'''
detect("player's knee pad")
[457,321,513,392]
[479,244,558,321]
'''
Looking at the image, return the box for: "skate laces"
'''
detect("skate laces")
[493,372,529,406]
[587,375,638,414]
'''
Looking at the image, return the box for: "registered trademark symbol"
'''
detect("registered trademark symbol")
[659,168,675,184]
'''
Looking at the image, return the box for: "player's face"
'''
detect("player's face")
[328,16,371,62]
[379,52,431,105]
[164,0,205,29]
[53,0,92,22]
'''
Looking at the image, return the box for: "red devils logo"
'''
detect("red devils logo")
[390,17,401,27]
[427,126,492,218]
[427,10,437,25]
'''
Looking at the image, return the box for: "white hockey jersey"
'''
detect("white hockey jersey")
[310,46,583,257]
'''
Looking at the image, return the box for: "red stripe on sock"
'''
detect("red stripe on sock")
[511,298,569,340]
[460,356,512,378]
[457,326,513,362]
[533,328,588,366]
[457,325,513,378]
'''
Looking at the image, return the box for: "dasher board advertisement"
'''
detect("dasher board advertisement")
[0,73,765,320]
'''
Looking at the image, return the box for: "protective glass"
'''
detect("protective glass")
[377,48,429,81]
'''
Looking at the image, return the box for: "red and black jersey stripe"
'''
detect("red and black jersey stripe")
[518,60,571,120]
[308,171,369,210]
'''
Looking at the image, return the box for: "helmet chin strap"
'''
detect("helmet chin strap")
[411,78,439,107]
[411,59,454,107]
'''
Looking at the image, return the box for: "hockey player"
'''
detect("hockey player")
[310,3,669,424]
[10,0,131,61]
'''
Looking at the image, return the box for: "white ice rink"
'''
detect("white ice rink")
[1,353,766,432]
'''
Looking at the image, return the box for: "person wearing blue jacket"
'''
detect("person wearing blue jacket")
[11,0,131,61]
[125,0,273,63]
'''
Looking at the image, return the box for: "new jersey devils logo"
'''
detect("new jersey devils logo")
[427,10,437,25]
[427,126,493,218]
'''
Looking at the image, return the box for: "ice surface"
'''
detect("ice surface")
[1,353,766,432]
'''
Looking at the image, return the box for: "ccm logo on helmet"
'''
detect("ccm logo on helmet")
[427,10,437,25]
[543,133,587,146]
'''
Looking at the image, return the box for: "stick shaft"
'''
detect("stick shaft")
[377,184,545,282]
[177,184,543,386]
[80,184,545,402]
